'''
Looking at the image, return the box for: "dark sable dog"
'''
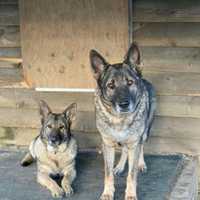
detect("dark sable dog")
[90,43,156,200]
[21,100,77,198]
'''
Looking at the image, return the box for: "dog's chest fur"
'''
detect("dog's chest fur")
[95,90,149,144]
[30,137,77,173]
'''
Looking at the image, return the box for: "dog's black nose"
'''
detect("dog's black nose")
[50,136,57,144]
[119,101,130,109]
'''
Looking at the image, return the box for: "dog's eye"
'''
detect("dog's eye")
[127,79,134,86]
[47,124,52,129]
[59,125,64,130]
[107,80,115,89]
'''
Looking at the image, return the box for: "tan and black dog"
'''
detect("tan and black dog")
[90,43,156,200]
[21,100,77,198]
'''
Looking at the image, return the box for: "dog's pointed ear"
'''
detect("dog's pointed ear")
[124,42,140,66]
[63,103,77,122]
[89,49,109,80]
[39,100,52,122]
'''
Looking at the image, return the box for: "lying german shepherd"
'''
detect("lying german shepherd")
[90,43,156,200]
[21,100,77,198]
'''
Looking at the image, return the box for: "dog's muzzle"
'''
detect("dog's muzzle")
[115,100,134,114]
[48,134,62,147]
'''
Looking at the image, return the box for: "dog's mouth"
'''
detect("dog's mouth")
[47,139,62,152]
[114,102,134,114]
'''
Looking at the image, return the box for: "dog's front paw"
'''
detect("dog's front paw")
[100,194,114,200]
[125,196,137,200]
[62,184,74,197]
[138,160,147,173]
[51,187,65,198]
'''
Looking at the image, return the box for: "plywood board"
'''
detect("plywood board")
[19,0,128,88]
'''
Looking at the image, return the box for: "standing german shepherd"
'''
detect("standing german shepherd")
[21,100,77,198]
[90,43,156,200]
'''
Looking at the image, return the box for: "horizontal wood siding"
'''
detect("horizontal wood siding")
[133,0,200,22]
[0,0,199,157]
[133,0,200,156]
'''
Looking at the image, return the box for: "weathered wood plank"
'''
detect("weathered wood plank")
[0,0,17,4]
[156,95,200,118]
[19,0,128,88]
[140,47,200,73]
[1,89,200,118]
[0,4,19,25]
[0,61,20,68]
[0,127,101,149]
[1,125,200,155]
[151,116,200,139]
[0,47,21,62]
[134,23,200,47]
[144,72,200,96]
[0,67,26,88]
[0,107,96,132]
[0,26,20,47]
[133,0,200,22]
[0,102,200,139]
[0,89,95,111]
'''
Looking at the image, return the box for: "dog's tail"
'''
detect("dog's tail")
[20,152,34,167]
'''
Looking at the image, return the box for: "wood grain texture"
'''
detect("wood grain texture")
[0,61,20,68]
[1,89,200,117]
[0,67,26,88]
[0,127,101,149]
[133,0,200,22]
[0,4,19,25]
[19,0,128,88]
[144,72,200,96]
[0,0,17,4]
[0,107,96,131]
[0,26,20,47]
[134,23,200,47]
[0,100,200,139]
[0,89,94,111]
[0,47,21,62]
[1,89,200,118]
[140,47,200,73]
[1,125,200,155]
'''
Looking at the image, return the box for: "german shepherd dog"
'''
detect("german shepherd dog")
[21,100,77,198]
[90,43,156,200]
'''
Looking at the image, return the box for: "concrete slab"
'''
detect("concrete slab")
[0,150,197,200]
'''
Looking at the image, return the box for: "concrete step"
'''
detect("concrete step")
[0,150,198,200]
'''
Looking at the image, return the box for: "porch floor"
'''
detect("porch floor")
[0,150,197,200]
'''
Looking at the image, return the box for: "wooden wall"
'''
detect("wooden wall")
[0,0,200,156]
[132,0,200,155]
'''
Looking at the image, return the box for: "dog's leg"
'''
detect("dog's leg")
[138,144,147,172]
[114,146,128,175]
[61,167,76,197]
[100,143,115,200]
[37,171,65,198]
[20,152,34,167]
[125,143,140,200]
